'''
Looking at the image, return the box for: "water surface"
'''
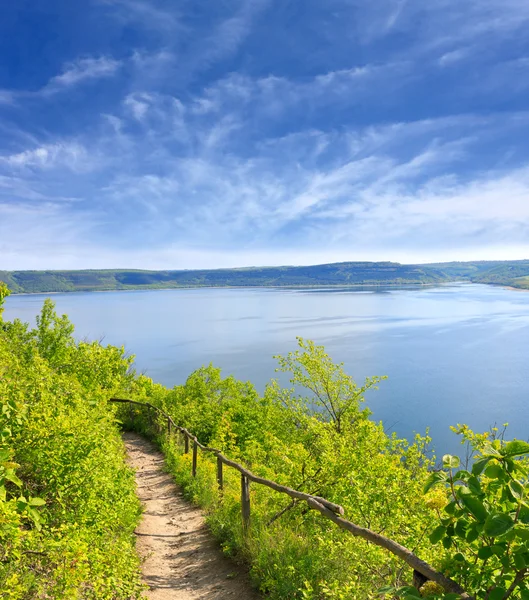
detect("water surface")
[5,283,529,455]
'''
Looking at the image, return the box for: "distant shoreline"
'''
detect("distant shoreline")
[9,282,441,296]
[2,260,529,295]
[6,281,525,298]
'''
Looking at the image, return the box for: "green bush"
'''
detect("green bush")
[0,296,144,599]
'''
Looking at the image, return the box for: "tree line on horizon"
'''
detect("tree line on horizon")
[1,259,529,294]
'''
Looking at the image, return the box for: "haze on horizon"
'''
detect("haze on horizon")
[1,1,529,271]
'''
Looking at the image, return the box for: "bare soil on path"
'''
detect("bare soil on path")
[123,432,262,600]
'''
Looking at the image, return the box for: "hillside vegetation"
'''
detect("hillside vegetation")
[119,340,529,600]
[2,260,529,294]
[3,284,529,599]
[0,284,144,599]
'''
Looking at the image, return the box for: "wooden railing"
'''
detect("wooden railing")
[110,397,473,599]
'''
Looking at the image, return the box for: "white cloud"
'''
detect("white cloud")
[438,48,469,67]
[41,57,122,95]
[0,142,97,173]
[97,0,182,33]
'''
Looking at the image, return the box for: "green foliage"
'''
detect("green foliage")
[122,337,439,599]
[274,337,385,433]
[0,281,10,320]
[418,428,529,599]
[386,427,529,599]
[0,297,144,599]
[123,336,529,599]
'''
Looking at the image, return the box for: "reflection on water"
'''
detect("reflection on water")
[5,283,529,455]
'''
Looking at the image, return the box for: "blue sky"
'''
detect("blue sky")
[1,0,529,269]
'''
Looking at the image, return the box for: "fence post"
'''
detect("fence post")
[167,417,171,437]
[241,474,250,531]
[217,457,223,492]
[192,441,198,477]
[184,434,189,454]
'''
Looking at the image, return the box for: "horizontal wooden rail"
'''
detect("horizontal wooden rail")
[109,397,473,599]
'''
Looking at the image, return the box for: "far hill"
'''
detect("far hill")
[1,260,529,294]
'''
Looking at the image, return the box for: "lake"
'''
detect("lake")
[4,283,529,456]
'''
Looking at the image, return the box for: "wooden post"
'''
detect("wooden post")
[148,406,153,430]
[129,402,133,425]
[167,417,171,436]
[241,474,250,531]
[192,441,198,477]
[217,456,223,492]
[184,434,189,454]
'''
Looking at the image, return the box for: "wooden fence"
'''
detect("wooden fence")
[110,397,473,599]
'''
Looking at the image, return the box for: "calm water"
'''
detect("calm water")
[4,284,529,455]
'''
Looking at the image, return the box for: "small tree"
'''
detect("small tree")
[274,337,386,433]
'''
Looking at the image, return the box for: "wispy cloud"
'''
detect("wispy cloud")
[97,0,182,33]
[0,56,122,104]
[2,0,529,268]
[41,57,122,95]
[0,142,96,172]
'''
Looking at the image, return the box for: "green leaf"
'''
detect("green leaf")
[429,525,446,544]
[491,543,507,556]
[478,546,493,559]
[520,590,529,600]
[466,524,480,542]
[424,471,448,493]
[488,588,506,600]
[454,469,470,481]
[467,475,483,495]
[483,513,515,537]
[29,497,46,507]
[444,501,457,515]
[443,454,460,469]
[455,519,468,538]
[472,456,492,476]
[503,440,529,457]
[484,464,504,479]
[442,536,452,549]
[515,528,529,541]
[509,480,525,500]
[483,443,502,458]
[377,586,395,595]
[4,471,22,487]
[396,586,421,598]
[458,490,488,522]
[514,552,527,570]
[519,505,529,524]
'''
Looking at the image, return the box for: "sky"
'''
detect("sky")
[1,0,529,270]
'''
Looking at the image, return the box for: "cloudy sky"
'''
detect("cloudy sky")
[1,0,529,269]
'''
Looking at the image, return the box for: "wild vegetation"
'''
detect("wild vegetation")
[2,259,529,294]
[119,341,529,599]
[2,285,529,599]
[0,283,144,599]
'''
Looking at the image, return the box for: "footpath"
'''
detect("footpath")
[123,432,262,600]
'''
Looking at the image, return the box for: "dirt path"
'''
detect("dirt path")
[123,432,262,600]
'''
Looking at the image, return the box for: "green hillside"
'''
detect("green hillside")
[2,259,529,294]
[0,262,449,294]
